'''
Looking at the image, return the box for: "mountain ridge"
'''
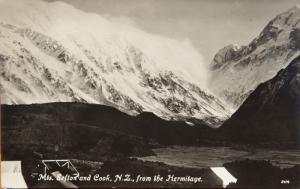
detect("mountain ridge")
[0,0,230,126]
[209,5,300,109]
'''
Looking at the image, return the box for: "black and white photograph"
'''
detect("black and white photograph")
[0,0,300,188]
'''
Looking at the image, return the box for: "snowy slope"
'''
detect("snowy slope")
[209,5,300,109]
[0,0,230,126]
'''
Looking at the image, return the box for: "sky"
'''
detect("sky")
[44,0,300,63]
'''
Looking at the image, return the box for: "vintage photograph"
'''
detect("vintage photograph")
[0,0,300,188]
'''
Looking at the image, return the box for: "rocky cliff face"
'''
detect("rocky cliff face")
[209,6,300,109]
[0,0,229,126]
[220,55,300,147]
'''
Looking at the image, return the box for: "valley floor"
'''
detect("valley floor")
[16,146,300,188]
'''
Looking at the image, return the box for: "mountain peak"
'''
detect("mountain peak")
[289,4,300,12]
[209,6,300,109]
[272,5,300,27]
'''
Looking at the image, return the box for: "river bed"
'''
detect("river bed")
[137,146,300,168]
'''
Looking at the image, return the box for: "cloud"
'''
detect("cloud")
[106,14,208,87]
[0,0,209,88]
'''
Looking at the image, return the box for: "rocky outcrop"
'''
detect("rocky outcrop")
[211,44,244,70]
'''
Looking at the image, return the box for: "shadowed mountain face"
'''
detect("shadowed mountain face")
[221,55,300,147]
[1,102,215,161]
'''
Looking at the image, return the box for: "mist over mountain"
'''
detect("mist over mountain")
[209,5,300,109]
[0,0,230,125]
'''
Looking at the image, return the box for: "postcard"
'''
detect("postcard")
[1,0,300,188]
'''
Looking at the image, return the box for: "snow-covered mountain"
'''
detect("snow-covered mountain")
[0,0,230,126]
[209,5,300,109]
